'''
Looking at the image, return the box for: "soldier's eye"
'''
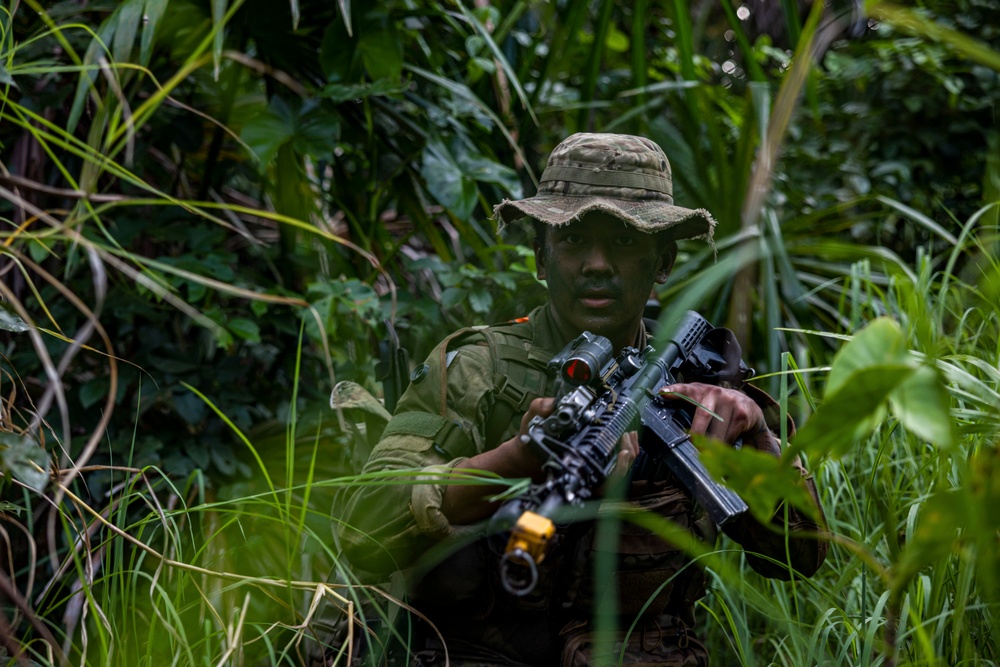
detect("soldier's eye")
[617,235,635,246]
[565,233,584,244]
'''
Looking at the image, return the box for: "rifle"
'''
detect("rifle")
[375,319,410,415]
[492,310,752,596]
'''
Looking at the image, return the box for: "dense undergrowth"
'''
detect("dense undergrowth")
[1,0,998,665]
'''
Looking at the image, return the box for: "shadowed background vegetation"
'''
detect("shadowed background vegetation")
[0,0,998,664]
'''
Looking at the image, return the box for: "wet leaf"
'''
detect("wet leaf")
[0,432,50,492]
[0,303,29,333]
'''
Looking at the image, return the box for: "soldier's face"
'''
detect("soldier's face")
[535,212,676,352]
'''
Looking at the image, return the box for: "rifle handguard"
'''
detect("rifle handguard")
[495,311,752,597]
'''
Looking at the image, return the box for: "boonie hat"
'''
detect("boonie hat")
[493,132,716,242]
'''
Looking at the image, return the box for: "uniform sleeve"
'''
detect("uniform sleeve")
[337,333,497,578]
[728,384,829,579]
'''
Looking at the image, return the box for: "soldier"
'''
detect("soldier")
[338,133,827,666]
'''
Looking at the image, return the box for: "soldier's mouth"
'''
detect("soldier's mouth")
[578,289,617,309]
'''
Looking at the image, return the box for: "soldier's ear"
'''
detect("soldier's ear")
[533,223,548,280]
[655,240,677,284]
[534,240,547,280]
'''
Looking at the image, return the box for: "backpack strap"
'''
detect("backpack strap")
[480,323,552,449]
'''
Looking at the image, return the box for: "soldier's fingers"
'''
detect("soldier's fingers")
[619,431,639,462]
[688,405,714,436]
[519,397,555,430]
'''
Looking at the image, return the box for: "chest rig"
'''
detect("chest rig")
[477,320,555,450]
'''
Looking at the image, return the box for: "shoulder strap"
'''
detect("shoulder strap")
[480,322,552,449]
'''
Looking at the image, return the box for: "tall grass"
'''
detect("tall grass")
[693,207,1000,666]
[1,1,998,665]
[8,218,997,666]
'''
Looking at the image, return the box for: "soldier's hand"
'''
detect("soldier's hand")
[507,397,555,481]
[612,430,639,477]
[444,397,555,524]
[659,382,777,454]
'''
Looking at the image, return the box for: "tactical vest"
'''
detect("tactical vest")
[412,317,711,625]
[478,320,554,451]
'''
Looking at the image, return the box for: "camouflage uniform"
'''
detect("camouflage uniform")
[339,132,827,666]
[339,304,826,667]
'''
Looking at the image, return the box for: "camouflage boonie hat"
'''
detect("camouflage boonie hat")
[493,132,716,242]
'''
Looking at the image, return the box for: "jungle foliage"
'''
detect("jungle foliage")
[0,0,998,665]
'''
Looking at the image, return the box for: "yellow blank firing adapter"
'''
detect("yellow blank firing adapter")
[500,510,556,596]
[505,511,555,563]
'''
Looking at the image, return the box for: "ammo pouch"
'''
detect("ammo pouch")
[559,615,708,667]
[559,479,714,621]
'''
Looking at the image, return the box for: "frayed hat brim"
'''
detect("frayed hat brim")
[493,195,716,243]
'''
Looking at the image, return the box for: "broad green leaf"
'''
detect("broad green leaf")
[241,100,296,167]
[148,355,199,374]
[320,79,407,104]
[241,97,339,168]
[289,103,341,157]
[824,318,955,448]
[174,391,207,426]
[968,446,1000,603]
[210,442,238,475]
[80,377,110,409]
[185,438,210,469]
[337,0,352,37]
[969,446,1000,532]
[889,364,955,448]
[794,364,915,460]
[440,287,464,310]
[457,153,521,196]
[696,437,820,524]
[319,15,362,82]
[0,432,50,492]
[0,303,28,333]
[468,288,493,314]
[229,318,261,343]
[422,141,477,221]
[826,317,909,396]
[359,23,402,83]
